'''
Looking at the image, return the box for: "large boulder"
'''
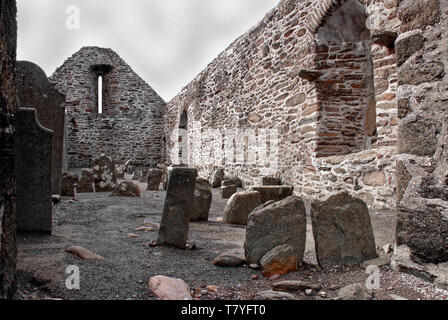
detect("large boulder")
[311,192,377,268]
[62,172,79,197]
[244,196,306,265]
[189,178,212,222]
[223,191,262,225]
[92,154,118,192]
[110,181,141,197]
[211,168,225,188]
[249,186,294,204]
[147,169,164,191]
[77,169,94,193]
[221,185,238,199]
[260,244,299,277]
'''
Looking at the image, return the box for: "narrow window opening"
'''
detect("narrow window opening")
[98,75,103,114]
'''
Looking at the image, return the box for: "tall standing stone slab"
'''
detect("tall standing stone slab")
[16,61,65,195]
[0,0,19,299]
[311,193,377,267]
[157,168,198,249]
[189,178,212,222]
[14,108,53,234]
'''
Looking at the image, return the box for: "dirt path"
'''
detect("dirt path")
[15,185,448,300]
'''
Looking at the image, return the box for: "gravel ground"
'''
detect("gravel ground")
[14,177,448,301]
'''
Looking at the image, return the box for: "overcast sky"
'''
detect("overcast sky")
[17,0,279,101]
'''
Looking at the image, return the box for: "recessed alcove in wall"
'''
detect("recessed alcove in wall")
[314,0,377,158]
[90,64,113,115]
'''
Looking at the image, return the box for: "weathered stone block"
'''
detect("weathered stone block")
[223,191,262,225]
[62,172,79,197]
[77,169,94,193]
[397,119,439,157]
[261,177,282,186]
[311,193,377,267]
[157,168,198,249]
[399,0,441,33]
[221,185,238,199]
[189,178,212,222]
[362,171,386,187]
[245,196,306,264]
[396,31,426,66]
[260,244,299,277]
[211,168,225,188]
[249,186,294,204]
[92,154,118,192]
[110,181,140,197]
[15,108,53,234]
[396,208,448,263]
[398,61,445,86]
[147,169,164,191]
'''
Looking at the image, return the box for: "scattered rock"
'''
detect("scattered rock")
[206,285,220,293]
[66,246,105,261]
[361,257,391,268]
[260,244,299,277]
[311,192,377,267]
[223,191,262,225]
[148,276,192,300]
[305,289,313,296]
[245,196,306,265]
[189,178,212,222]
[389,294,408,300]
[110,181,141,197]
[127,233,139,238]
[213,251,246,268]
[336,283,374,300]
[272,281,322,292]
[257,290,296,300]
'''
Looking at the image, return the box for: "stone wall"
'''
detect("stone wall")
[165,0,400,209]
[395,0,448,263]
[0,0,17,299]
[50,47,167,168]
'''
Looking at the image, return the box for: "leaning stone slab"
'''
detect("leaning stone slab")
[157,168,198,249]
[15,108,54,233]
[189,178,212,222]
[92,154,118,192]
[249,186,294,204]
[223,191,262,225]
[311,192,377,268]
[244,196,306,265]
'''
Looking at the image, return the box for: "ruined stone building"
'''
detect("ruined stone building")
[49,47,166,168]
[0,0,447,299]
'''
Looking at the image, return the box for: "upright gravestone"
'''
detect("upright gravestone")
[157,168,198,249]
[16,61,65,195]
[15,108,53,234]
